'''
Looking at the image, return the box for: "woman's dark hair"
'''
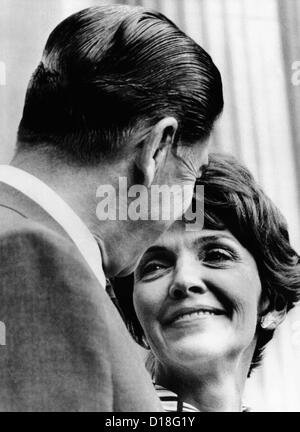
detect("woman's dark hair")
[113,153,300,375]
[17,5,223,165]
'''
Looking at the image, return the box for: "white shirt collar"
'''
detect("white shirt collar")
[0,165,106,289]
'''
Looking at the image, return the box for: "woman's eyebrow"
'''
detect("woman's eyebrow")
[191,233,236,249]
[138,246,171,266]
[143,245,170,255]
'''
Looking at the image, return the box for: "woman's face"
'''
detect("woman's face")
[133,222,264,371]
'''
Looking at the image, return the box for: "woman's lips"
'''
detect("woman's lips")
[163,305,226,325]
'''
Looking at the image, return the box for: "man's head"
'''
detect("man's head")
[18,5,223,162]
[16,5,223,276]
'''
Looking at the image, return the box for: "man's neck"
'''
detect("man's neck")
[10,149,139,278]
[11,150,96,227]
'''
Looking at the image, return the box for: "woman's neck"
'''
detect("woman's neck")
[155,363,245,412]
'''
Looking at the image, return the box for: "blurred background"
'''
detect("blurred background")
[1,0,300,411]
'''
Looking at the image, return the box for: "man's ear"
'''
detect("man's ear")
[135,117,178,187]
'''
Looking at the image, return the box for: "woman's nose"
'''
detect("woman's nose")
[168,273,207,300]
[168,252,209,300]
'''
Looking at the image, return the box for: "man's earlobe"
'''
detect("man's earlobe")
[135,117,178,187]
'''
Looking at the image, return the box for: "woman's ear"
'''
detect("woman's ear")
[260,307,287,330]
[258,292,287,330]
[135,117,178,187]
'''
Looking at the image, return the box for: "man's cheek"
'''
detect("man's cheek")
[170,185,193,222]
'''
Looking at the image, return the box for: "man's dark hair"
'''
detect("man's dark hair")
[17,5,223,165]
[113,153,300,376]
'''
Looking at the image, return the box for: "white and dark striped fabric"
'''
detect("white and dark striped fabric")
[154,384,199,412]
[155,383,251,412]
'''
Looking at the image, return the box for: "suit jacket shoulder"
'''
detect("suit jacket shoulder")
[0,223,161,411]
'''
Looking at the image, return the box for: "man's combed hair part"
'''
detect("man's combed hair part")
[17,5,223,165]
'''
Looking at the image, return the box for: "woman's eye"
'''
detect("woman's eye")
[137,261,171,280]
[204,248,234,262]
[143,262,168,274]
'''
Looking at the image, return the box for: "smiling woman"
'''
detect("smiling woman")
[113,153,300,412]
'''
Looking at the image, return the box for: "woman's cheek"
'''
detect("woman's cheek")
[133,283,157,326]
[134,280,167,329]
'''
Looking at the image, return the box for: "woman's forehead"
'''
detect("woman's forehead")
[151,226,239,252]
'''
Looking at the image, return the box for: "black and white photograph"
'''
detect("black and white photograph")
[0,0,300,413]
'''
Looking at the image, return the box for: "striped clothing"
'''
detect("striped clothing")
[155,383,250,412]
[155,384,199,412]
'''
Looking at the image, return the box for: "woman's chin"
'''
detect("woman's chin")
[161,332,237,365]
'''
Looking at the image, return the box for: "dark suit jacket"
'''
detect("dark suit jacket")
[0,182,161,412]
